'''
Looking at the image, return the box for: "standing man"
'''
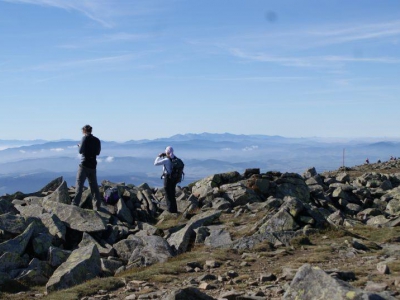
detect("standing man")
[154,146,178,213]
[72,125,102,210]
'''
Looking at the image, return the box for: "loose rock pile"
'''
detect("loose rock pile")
[1,162,400,299]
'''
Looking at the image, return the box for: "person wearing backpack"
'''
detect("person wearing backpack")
[154,146,183,213]
[72,124,102,211]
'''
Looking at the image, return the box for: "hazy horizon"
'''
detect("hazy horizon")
[1,132,399,194]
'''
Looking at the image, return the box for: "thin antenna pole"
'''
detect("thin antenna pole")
[342,148,345,168]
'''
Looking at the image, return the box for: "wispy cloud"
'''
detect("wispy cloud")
[9,53,140,73]
[50,148,64,152]
[230,49,400,68]
[242,146,258,151]
[3,0,169,28]
[308,20,400,46]
[98,156,114,163]
[206,20,400,70]
[57,32,152,49]
[3,0,116,27]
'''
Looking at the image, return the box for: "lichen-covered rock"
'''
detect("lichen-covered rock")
[336,172,350,183]
[46,244,101,292]
[15,258,54,286]
[204,225,232,248]
[168,210,222,254]
[220,182,261,207]
[116,198,134,224]
[42,200,109,232]
[0,221,36,256]
[79,232,115,257]
[275,173,310,203]
[0,252,29,272]
[14,203,45,218]
[39,213,66,243]
[101,257,124,275]
[113,235,173,267]
[191,172,242,201]
[386,199,400,215]
[283,264,396,300]
[43,180,70,204]
[32,233,53,259]
[258,209,300,234]
[48,246,71,267]
[0,213,27,235]
[281,196,305,218]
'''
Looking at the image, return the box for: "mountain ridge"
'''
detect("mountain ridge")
[1,133,399,194]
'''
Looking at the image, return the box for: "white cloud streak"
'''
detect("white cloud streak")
[3,0,115,27]
[105,156,114,163]
[4,53,140,73]
[308,21,400,46]
[230,49,400,68]
[215,20,400,69]
[242,146,258,151]
[57,32,152,50]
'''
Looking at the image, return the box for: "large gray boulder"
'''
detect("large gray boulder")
[220,182,261,206]
[113,235,173,267]
[283,264,396,299]
[0,213,27,235]
[32,233,54,259]
[275,173,310,203]
[79,232,115,257]
[43,180,71,204]
[46,244,102,292]
[386,198,400,215]
[48,246,72,267]
[116,198,134,224]
[42,200,109,232]
[191,172,242,201]
[258,209,300,234]
[0,252,29,272]
[204,225,232,248]
[167,210,222,254]
[15,258,54,286]
[0,221,36,256]
[14,203,45,218]
[191,175,219,201]
[39,213,66,243]
[0,198,17,215]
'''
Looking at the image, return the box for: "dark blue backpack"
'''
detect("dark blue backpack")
[169,157,185,183]
[103,187,119,205]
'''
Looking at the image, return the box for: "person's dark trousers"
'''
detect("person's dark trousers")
[164,176,177,213]
[73,164,101,210]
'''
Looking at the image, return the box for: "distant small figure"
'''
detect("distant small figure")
[72,125,102,211]
[377,159,381,163]
[390,156,394,160]
[154,146,178,213]
[365,158,369,164]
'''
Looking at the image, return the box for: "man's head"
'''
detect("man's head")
[165,146,174,158]
[82,125,92,134]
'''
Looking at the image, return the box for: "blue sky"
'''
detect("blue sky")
[1,0,399,141]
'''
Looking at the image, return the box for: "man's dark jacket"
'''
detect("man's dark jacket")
[79,134,101,169]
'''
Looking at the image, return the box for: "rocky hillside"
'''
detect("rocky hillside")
[1,161,400,299]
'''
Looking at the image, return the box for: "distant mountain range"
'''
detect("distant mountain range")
[1,133,399,194]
